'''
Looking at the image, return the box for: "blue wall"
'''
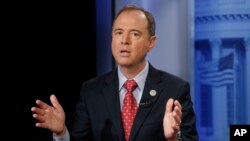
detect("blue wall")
[195,0,250,140]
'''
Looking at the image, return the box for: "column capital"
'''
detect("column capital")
[209,38,222,59]
[209,38,222,47]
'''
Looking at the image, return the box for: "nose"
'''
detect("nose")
[121,32,130,44]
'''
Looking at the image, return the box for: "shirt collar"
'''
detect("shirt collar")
[118,61,149,91]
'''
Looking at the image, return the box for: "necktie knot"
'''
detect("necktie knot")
[124,79,137,92]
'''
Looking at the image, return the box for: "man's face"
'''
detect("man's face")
[111,10,155,69]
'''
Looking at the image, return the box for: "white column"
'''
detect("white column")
[210,38,221,59]
[244,37,250,123]
[209,38,226,140]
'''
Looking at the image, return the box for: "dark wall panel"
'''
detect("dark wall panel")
[13,1,96,141]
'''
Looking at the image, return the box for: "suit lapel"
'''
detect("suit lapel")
[130,65,163,141]
[102,71,124,141]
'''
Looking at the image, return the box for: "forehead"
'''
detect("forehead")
[113,10,148,29]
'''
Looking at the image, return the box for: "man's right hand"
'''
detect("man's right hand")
[31,94,66,136]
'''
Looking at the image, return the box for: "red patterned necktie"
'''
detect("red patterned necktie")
[121,79,138,141]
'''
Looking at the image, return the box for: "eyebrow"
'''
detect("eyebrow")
[113,28,142,34]
[113,28,123,32]
[130,29,141,34]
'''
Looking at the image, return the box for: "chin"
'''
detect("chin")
[117,61,132,67]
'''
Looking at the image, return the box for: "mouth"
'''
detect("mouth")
[120,50,130,56]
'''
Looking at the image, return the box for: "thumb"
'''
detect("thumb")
[166,98,174,113]
[50,94,63,111]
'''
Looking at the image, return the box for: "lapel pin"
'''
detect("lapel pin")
[149,90,156,96]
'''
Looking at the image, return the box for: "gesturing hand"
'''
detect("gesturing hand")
[163,98,182,141]
[31,94,66,136]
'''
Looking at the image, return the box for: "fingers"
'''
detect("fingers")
[31,100,50,119]
[31,107,45,115]
[31,99,51,118]
[35,122,48,129]
[31,106,48,123]
[174,100,182,114]
[31,95,61,112]
[31,98,52,125]
[172,100,182,130]
[35,99,50,109]
[166,99,182,117]
[32,112,45,122]
[166,98,174,112]
[164,99,182,140]
[50,94,63,111]
[173,100,182,122]
[166,99,182,130]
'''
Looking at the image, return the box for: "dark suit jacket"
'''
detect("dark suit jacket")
[70,64,198,141]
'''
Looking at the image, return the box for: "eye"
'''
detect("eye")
[130,31,140,39]
[116,31,122,35]
[113,30,123,38]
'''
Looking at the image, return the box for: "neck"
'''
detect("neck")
[119,60,146,79]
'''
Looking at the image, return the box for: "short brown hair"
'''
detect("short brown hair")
[113,4,156,36]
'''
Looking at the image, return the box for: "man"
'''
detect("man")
[31,4,198,141]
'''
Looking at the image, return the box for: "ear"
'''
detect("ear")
[147,36,157,52]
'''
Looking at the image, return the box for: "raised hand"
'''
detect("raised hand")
[163,98,182,141]
[31,94,66,136]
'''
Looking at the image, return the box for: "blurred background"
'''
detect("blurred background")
[15,0,249,140]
